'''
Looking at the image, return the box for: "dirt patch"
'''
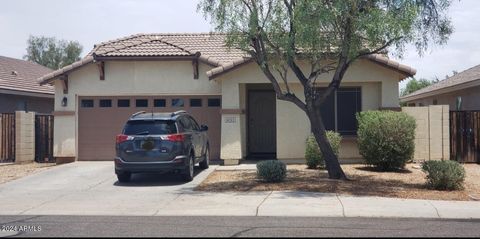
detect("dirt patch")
[0,162,56,184]
[196,164,480,201]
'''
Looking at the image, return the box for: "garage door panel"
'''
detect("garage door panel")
[78,96,221,161]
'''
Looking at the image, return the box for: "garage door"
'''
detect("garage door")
[78,95,222,161]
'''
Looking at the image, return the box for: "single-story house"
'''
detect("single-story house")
[37,33,416,164]
[401,64,480,110]
[0,56,54,113]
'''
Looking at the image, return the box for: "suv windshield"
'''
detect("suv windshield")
[123,120,177,135]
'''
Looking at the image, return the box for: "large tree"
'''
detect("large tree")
[401,77,437,96]
[24,35,83,70]
[199,0,453,179]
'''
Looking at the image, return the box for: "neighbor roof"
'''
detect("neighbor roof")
[401,64,480,101]
[0,56,53,95]
[37,33,416,84]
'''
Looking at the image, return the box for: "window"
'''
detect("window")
[81,99,94,108]
[318,87,361,136]
[136,99,148,107]
[187,116,200,131]
[190,98,202,107]
[154,99,166,107]
[208,98,221,107]
[419,103,424,106]
[172,98,184,107]
[178,117,193,132]
[117,99,130,107]
[408,103,416,107]
[99,99,112,108]
[433,99,438,105]
[123,120,177,135]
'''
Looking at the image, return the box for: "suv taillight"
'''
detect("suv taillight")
[161,134,185,142]
[116,134,133,144]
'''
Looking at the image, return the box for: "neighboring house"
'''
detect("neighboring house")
[0,56,54,113]
[37,33,415,164]
[401,64,480,110]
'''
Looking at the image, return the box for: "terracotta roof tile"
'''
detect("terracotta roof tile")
[38,33,415,84]
[0,56,53,95]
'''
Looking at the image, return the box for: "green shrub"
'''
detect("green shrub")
[256,160,287,183]
[305,132,342,169]
[421,160,466,190]
[357,111,416,171]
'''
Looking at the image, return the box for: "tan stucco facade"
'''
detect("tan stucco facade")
[52,58,404,163]
[216,60,403,163]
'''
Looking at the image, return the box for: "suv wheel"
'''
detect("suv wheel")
[183,154,194,182]
[199,147,210,169]
[117,172,131,183]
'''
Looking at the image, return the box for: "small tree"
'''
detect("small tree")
[199,0,453,179]
[401,78,436,96]
[24,35,83,70]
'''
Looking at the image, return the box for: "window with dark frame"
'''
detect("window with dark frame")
[317,87,362,136]
[99,99,112,108]
[190,98,202,107]
[81,99,94,108]
[172,98,184,107]
[154,99,166,107]
[136,99,148,108]
[208,98,221,107]
[117,99,130,107]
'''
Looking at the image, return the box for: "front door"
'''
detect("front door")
[248,90,276,157]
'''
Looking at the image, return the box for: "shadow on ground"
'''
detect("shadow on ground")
[113,167,206,187]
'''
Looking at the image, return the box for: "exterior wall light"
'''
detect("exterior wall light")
[61,96,68,107]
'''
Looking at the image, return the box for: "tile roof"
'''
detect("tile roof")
[0,56,53,95]
[401,64,480,101]
[38,33,415,84]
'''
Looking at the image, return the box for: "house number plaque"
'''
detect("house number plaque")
[225,116,237,123]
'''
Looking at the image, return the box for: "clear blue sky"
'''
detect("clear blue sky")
[1,0,479,90]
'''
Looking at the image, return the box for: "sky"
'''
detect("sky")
[1,0,479,90]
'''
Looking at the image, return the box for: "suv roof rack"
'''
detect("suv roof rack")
[130,111,147,118]
[171,110,187,117]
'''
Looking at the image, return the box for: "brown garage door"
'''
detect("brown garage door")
[78,95,221,161]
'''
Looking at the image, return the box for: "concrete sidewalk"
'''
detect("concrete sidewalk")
[0,162,479,219]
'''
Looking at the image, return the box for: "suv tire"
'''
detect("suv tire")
[199,146,210,169]
[183,154,194,182]
[117,172,131,183]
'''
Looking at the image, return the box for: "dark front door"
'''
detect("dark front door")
[248,90,276,157]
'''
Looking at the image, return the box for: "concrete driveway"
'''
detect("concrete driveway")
[0,162,219,216]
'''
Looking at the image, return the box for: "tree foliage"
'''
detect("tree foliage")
[198,0,453,179]
[24,35,83,70]
[401,77,437,96]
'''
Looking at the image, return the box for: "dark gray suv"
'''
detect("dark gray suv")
[114,111,210,182]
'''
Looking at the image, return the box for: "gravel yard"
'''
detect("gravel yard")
[196,163,480,201]
[0,162,56,184]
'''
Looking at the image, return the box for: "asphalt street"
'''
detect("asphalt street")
[1,215,479,237]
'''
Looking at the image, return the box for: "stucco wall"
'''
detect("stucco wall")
[404,84,480,110]
[218,59,403,162]
[53,61,218,158]
[0,93,53,114]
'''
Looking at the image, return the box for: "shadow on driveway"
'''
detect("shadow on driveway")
[113,166,205,187]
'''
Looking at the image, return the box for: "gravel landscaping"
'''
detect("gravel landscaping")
[0,162,56,184]
[196,163,480,201]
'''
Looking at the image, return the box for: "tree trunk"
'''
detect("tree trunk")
[306,107,348,180]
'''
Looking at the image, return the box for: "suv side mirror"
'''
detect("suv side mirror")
[200,124,209,131]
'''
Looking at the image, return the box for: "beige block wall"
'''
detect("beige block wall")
[15,111,35,163]
[53,61,218,159]
[402,105,450,162]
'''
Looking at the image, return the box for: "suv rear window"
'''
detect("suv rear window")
[123,120,177,135]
